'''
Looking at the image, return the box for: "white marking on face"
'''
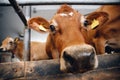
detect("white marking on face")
[51,19,58,27]
[59,12,74,17]
[59,13,68,17]
[69,12,73,16]
[80,16,86,26]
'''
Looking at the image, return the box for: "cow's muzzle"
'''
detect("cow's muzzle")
[0,47,8,52]
[0,48,4,52]
[60,44,98,73]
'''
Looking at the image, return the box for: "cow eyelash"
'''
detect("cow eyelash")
[9,41,13,45]
[50,25,56,33]
[84,20,89,27]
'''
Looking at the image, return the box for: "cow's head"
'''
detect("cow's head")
[0,37,20,52]
[82,11,109,54]
[28,4,98,73]
[83,12,109,31]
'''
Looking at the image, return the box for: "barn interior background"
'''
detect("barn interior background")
[1,0,118,43]
[0,0,120,80]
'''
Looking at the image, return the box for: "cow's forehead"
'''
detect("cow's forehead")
[49,4,86,29]
[50,11,85,28]
[3,37,14,43]
[59,12,74,17]
[56,4,74,14]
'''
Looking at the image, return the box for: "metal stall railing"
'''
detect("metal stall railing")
[8,0,31,79]
[0,0,120,6]
[8,0,30,62]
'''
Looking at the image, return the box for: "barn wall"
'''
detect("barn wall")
[0,6,25,45]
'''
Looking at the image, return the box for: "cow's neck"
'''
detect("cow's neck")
[81,28,93,45]
[11,40,24,60]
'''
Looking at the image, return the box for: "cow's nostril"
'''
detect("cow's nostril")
[63,51,70,61]
[90,52,95,61]
[0,48,3,51]
[63,51,75,64]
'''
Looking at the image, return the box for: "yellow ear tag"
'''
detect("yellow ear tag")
[38,25,47,32]
[14,38,19,42]
[91,19,99,29]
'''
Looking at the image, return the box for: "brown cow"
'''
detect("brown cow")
[82,5,120,54]
[0,36,49,61]
[28,4,98,73]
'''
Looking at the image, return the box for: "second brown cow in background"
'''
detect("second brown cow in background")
[82,5,120,54]
[0,36,49,61]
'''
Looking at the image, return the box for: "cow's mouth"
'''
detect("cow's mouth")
[105,45,120,53]
[0,48,11,52]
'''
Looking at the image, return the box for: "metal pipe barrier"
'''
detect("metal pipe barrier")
[0,0,120,6]
[8,0,30,61]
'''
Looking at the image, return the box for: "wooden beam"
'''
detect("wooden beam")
[0,53,120,79]
[15,67,120,80]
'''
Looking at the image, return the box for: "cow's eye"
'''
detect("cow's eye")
[50,25,56,33]
[9,41,13,45]
[84,20,89,27]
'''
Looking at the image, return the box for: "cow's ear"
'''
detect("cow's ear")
[14,37,20,42]
[27,17,50,33]
[85,12,109,30]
